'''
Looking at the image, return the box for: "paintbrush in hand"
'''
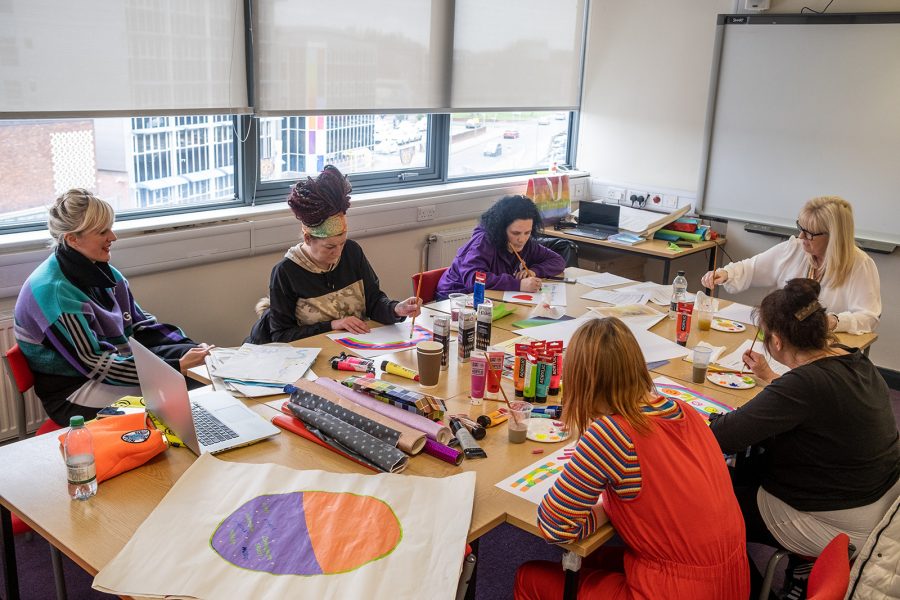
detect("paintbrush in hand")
[409,251,425,339]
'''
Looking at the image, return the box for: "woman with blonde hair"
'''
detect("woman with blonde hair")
[701,196,881,334]
[14,189,212,425]
[514,317,748,600]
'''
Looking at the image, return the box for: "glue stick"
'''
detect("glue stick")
[473,271,486,308]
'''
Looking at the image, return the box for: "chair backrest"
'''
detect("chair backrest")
[411,267,448,304]
[807,533,851,600]
[4,343,35,393]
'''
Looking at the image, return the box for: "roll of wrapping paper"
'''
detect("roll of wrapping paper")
[655,228,708,242]
[287,403,409,473]
[315,377,452,445]
[289,379,427,455]
[423,438,463,466]
[288,387,401,447]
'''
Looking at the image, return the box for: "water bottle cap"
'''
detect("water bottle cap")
[69,415,85,428]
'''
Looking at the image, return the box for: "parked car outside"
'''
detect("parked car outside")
[503,129,520,139]
[537,116,551,125]
[465,118,481,129]
[482,142,502,157]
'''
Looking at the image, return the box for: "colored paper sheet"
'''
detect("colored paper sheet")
[652,376,734,421]
[502,282,567,307]
[496,443,581,505]
[327,322,433,359]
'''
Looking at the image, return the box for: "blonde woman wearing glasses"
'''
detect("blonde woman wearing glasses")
[701,196,881,334]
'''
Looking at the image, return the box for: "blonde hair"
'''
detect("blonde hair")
[798,196,857,288]
[562,318,655,436]
[47,188,115,248]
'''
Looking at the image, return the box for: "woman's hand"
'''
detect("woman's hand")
[742,349,777,383]
[827,314,839,331]
[179,343,214,373]
[331,316,370,334]
[515,268,536,280]
[394,296,422,318]
[519,276,543,292]
[701,268,728,289]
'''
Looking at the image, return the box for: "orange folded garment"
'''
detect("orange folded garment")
[58,412,167,483]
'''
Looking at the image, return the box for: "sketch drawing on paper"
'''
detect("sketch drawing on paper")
[210,491,402,575]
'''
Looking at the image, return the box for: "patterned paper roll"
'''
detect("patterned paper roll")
[290,380,427,455]
[315,377,452,445]
[423,438,463,466]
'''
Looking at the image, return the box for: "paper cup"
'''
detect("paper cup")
[416,341,443,388]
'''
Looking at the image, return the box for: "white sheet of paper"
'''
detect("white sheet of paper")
[615,282,695,306]
[575,272,634,288]
[626,326,692,364]
[715,302,756,325]
[718,339,789,376]
[681,341,726,365]
[513,314,599,346]
[327,321,434,359]
[580,289,650,305]
[502,282,567,307]
[496,442,579,505]
[94,454,475,600]
[210,344,320,385]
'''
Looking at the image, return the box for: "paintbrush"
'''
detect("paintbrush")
[743,326,760,373]
[509,244,535,278]
[710,249,719,298]
[409,249,425,339]
[483,354,519,426]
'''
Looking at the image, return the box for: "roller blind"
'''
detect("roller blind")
[0,0,249,117]
[255,0,453,115]
[450,0,586,111]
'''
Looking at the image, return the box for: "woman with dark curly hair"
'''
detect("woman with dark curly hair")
[435,195,566,299]
[248,165,420,343]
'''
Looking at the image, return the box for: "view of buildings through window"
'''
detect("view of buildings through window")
[0,111,569,228]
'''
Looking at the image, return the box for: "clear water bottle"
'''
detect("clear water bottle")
[65,415,97,500]
[669,270,688,320]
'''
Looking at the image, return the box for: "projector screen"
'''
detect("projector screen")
[699,14,900,246]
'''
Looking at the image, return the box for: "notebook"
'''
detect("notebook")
[130,338,280,455]
[567,202,620,240]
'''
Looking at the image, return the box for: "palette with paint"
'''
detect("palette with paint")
[707,372,756,390]
[710,318,746,333]
[526,418,571,443]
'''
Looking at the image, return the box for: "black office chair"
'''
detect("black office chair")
[534,237,578,267]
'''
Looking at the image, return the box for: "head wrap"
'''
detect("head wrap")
[302,213,347,238]
[287,165,352,237]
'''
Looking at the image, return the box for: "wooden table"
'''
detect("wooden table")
[544,230,725,286]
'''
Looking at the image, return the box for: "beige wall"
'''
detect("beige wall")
[581,0,900,370]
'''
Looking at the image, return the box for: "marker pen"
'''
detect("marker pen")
[380,360,419,381]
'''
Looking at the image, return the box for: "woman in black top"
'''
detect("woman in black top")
[248,166,420,343]
[709,279,899,574]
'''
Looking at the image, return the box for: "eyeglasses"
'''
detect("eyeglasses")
[796,220,827,239]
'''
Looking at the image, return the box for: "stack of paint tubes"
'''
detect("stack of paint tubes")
[342,376,447,421]
[329,353,375,376]
[512,340,564,404]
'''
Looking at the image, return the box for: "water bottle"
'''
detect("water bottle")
[669,270,688,320]
[65,415,97,500]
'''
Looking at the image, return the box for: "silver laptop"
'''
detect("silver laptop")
[130,338,279,455]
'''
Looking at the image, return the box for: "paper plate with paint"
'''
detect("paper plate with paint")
[526,419,571,443]
[707,372,756,390]
[711,318,746,332]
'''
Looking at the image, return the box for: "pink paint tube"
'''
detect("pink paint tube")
[470,352,487,405]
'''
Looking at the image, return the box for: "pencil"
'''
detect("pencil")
[409,248,425,339]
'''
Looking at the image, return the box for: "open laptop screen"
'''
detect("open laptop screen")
[579,202,620,228]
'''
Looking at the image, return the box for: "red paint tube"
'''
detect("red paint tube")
[547,341,563,396]
[331,359,373,373]
[676,301,694,346]
[485,349,504,400]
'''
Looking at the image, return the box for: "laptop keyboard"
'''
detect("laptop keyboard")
[191,403,239,446]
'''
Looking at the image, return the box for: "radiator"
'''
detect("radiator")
[427,228,472,270]
[0,312,47,442]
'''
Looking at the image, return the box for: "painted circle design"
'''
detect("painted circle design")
[210,491,402,575]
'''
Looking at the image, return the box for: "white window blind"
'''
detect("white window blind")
[450,0,586,111]
[0,0,249,117]
[255,0,453,115]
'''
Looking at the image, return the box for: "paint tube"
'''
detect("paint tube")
[523,357,538,401]
[432,316,451,371]
[457,309,475,363]
[473,271,486,308]
[485,349,504,400]
[470,352,487,405]
[531,405,562,419]
[514,344,530,397]
[475,301,493,351]
[534,354,553,404]
[380,360,419,382]
[331,358,374,374]
[449,417,487,459]
[547,341,563,396]
[476,409,510,428]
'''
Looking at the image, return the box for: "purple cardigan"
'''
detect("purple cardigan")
[436,225,566,298]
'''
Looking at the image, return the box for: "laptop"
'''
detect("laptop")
[130,338,280,455]
[567,202,621,240]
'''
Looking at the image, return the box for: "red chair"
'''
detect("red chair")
[411,267,448,304]
[807,533,851,600]
[2,343,67,599]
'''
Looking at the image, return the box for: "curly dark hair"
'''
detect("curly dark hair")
[287,165,352,226]
[754,278,832,352]
[479,195,544,249]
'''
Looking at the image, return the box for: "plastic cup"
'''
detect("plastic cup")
[448,293,467,329]
[692,346,713,383]
[697,310,713,331]
[507,401,533,444]
[416,341,443,388]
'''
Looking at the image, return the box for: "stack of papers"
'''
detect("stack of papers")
[207,344,320,397]
[575,272,634,288]
[580,289,651,305]
[616,281,695,307]
[717,339,789,376]
[618,204,691,237]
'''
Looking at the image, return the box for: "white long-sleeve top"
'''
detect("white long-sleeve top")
[721,236,881,334]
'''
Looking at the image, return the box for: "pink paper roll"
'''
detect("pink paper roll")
[423,438,463,466]
[316,377,452,445]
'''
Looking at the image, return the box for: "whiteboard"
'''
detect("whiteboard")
[699,15,900,245]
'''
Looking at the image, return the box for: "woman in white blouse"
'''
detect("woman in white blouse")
[701,196,881,334]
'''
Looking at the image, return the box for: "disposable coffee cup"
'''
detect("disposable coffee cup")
[507,401,533,444]
[416,341,443,388]
[692,346,713,383]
